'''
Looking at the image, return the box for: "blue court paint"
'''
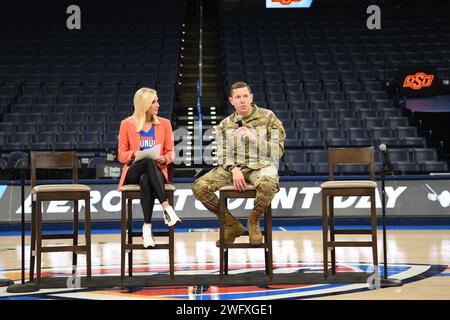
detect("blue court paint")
[434,273,450,277]
[0,296,43,300]
[281,225,450,231]
[2,225,450,237]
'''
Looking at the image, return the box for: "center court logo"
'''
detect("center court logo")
[403,72,435,90]
[1,262,445,300]
[266,0,314,8]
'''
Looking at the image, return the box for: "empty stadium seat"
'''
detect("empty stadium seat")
[413,148,438,162]
[284,150,307,163]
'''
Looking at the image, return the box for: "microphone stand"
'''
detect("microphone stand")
[380,158,403,288]
[21,166,25,284]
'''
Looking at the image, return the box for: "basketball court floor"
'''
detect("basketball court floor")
[0,225,449,300]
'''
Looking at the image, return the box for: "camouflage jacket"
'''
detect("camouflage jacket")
[216,105,286,170]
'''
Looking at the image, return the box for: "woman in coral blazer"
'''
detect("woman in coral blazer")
[118,87,181,248]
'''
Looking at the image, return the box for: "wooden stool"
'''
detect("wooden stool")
[29,151,92,285]
[218,185,273,279]
[120,184,176,282]
[321,147,378,279]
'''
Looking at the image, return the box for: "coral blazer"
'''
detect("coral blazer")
[117,116,175,191]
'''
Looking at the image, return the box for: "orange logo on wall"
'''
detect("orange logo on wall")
[272,0,301,5]
[403,72,435,90]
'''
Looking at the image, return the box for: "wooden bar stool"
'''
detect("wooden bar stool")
[218,185,273,279]
[29,151,92,285]
[120,184,176,282]
[320,147,378,279]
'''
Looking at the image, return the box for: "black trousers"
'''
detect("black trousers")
[125,158,168,223]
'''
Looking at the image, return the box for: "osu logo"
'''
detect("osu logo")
[403,72,434,90]
[272,0,301,5]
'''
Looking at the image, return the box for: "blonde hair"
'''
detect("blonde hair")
[132,87,160,132]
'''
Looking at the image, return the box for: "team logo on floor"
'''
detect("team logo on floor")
[0,262,446,300]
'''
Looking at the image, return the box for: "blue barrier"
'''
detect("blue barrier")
[1,174,450,186]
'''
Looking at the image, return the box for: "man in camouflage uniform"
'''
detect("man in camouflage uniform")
[192,82,286,246]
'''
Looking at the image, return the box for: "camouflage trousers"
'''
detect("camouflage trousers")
[192,165,279,218]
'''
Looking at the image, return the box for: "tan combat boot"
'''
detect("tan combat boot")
[247,212,263,245]
[215,213,245,247]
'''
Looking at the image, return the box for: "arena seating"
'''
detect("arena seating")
[1,1,449,176]
[0,21,181,167]
[221,7,450,174]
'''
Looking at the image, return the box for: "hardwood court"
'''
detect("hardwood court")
[0,228,449,299]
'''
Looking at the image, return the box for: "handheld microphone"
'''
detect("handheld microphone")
[379,143,394,173]
[236,115,243,127]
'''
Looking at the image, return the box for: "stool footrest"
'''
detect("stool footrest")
[332,229,373,235]
[42,234,77,240]
[124,244,171,250]
[222,243,270,249]
[130,231,171,238]
[41,245,87,253]
[327,241,374,247]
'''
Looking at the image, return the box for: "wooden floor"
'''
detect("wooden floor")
[0,228,449,299]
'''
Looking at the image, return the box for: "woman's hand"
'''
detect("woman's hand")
[127,150,141,165]
[155,156,167,165]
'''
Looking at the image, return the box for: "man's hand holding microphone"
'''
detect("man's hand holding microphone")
[235,115,257,143]
[231,115,256,191]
